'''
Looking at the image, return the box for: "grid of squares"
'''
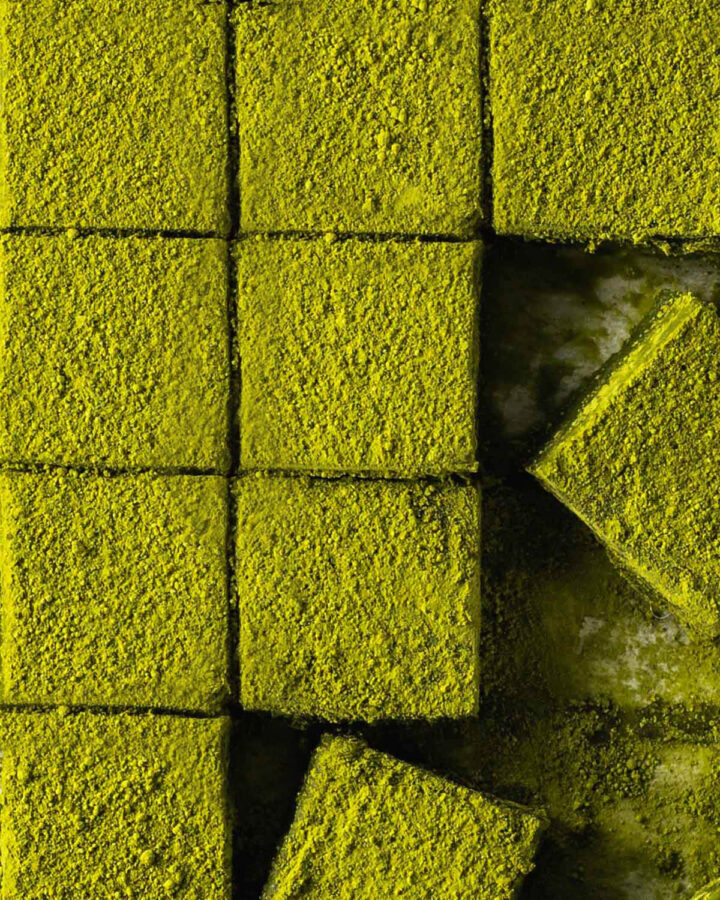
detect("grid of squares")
[0,1,488,894]
[0,0,487,720]
[0,0,716,895]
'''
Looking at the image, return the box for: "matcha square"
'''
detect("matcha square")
[0,711,231,898]
[530,293,720,638]
[0,235,230,472]
[0,471,230,710]
[234,0,483,236]
[237,238,480,476]
[489,0,720,242]
[236,474,481,721]
[262,736,546,899]
[0,0,229,232]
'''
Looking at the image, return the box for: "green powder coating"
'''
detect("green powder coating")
[694,881,720,900]
[262,735,546,899]
[0,235,230,472]
[0,711,232,899]
[235,473,481,722]
[237,237,480,477]
[0,471,230,711]
[234,0,483,236]
[416,702,720,897]
[416,461,720,894]
[489,0,720,243]
[529,293,720,639]
[0,0,229,233]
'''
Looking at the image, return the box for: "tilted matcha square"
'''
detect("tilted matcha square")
[0,235,230,472]
[236,474,481,722]
[0,471,230,710]
[262,736,546,899]
[489,0,720,242]
[530,293,720,638]
[234,0,483,236]
[0,0,229,232]
[237,238,480,476]
[0,711,231,899]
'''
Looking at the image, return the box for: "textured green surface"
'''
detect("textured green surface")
[0,235,230,472]
[489,0,720,242]
[395,700,720,899]
[530,293,720,638]
[237,237,480,476]
[234,0,483,236]
[236,473,481,722]
[361,479,720,898]
[694,880,720,900]
[0,711,231,899]
[0,0,229,232]
[262,735,545,899]
[0,471,229,710]
[240,254,720,898]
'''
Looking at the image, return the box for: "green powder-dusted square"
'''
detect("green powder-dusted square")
[236,473,481,722]
[530,293,720,638]
[0,0,229,232]
[489,0,720,242]
[0,471,230,710]
[237,238,480,476]
[234,0,483,236]
[0,711,232,898]
[0,235,230,472]
[262,736,546,899]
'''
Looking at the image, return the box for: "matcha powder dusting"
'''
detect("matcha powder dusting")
[0,0,719,896]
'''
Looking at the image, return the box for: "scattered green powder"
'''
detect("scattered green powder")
[235,473,481,722]
[530,293,720,638]
[237,237,480,476]
[409,701,720,897]
[262,735,546,899]
[0,0,229,232]
[489,0,720,242]
[234,0,483,235]
[0,235,230,472]
[475,479,720,711]
[0,470,230,710]
[0,711,232,898]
